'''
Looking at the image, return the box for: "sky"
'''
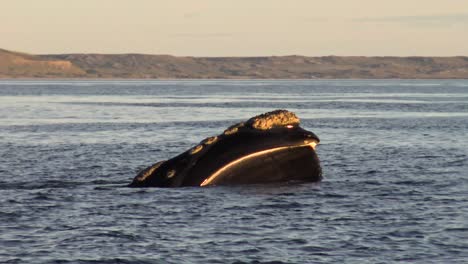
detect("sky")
[1,0,468,56]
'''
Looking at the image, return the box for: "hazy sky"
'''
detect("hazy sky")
[1,0,468,56]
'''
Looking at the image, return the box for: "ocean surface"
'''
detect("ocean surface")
[0,80,467,264]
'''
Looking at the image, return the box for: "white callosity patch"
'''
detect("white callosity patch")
[223,122,244,135]
[136,160,166,182]
[190,145,203,155]
[166,169,176,179]
[246,109,300,130]
[202,136,218,145]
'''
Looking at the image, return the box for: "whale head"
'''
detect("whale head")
[129,110,321,187]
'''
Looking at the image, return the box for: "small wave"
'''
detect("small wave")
[0,179,126,191]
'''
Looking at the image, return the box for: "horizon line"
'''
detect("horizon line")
[2,48,468,58]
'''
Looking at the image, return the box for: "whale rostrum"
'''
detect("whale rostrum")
[129,110,322,187]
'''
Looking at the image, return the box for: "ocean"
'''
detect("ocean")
[0,80,467,263]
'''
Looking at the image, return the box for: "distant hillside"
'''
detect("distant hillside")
[1,48,468,79]
[0,49,85,78]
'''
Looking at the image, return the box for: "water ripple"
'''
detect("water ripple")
[0,80,467,263]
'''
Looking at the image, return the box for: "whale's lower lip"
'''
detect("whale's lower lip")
[200,142,319,187]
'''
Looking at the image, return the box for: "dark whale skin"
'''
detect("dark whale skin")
[129,110,322,187]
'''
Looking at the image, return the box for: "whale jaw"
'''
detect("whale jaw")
[200,144,321,186]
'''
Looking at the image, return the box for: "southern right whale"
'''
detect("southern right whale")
[129,110,322,187]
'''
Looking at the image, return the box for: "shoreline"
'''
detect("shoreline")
[1,78,468,81]
[2,48,468,79]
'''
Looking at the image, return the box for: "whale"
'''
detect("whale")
[129,110,321,187]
